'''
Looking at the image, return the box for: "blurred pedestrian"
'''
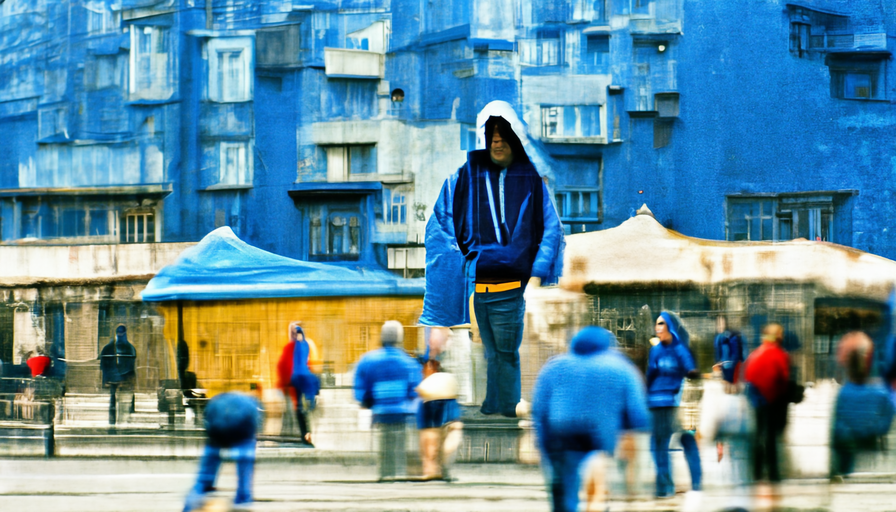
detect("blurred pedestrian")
[415,359,462,480]
[831,331,895,476]
[713,316,745,391]
[183,392,261,512]
[276,322,321,447]
[646,311,702,499]
[533,326,649,512]
[99,324,137,425]
[744,323,790,483]
[701,366,754,510]
[354,320,423,481]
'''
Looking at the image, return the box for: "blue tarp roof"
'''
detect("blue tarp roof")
[141,227,425,302]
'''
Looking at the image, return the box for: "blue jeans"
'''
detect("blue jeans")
[184,438,256,512]
[546,449,592,512]
[474,287,525,415]
[651,407,701,497]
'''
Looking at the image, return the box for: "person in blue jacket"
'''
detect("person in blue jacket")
[533,326,649,512]
[647,311,702,498]
[354,320,423,480]
[183,392,260,512]
[832,331,896,476]
[420,101,564,419]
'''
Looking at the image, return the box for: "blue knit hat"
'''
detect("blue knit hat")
[570,326,617,356]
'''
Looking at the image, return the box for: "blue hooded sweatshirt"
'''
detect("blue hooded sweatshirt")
[532,327,649,455]
[204,392,260,448]
[646,312,697,408]
[833,381,895,444]
[290,326,321,406]
[353,346,423,423]
[419,107,564,327]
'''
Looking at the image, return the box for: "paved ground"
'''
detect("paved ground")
[1,457,895,511]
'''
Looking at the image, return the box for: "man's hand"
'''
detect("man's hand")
[528,276,542,288]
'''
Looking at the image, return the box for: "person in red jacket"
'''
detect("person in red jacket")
[276,322,321,447]
[744,323,791,483]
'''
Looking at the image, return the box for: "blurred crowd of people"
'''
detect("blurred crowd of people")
[180,313,896,512]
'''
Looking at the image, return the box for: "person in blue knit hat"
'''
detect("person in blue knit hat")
[533,326,649,512]
[647,311,702,499]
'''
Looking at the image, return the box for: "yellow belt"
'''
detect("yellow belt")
[475,281,521,293]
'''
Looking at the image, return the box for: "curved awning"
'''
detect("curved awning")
[559,206,896,300]
[141,227,424,302]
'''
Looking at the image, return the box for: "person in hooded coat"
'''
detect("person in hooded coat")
[100,324,137,425]
[647,311,702,498]
[533,326,649,512]
[276,322,321,446]
[421,104,564,418]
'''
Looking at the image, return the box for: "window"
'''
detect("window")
[208,38,252,102]
[727,199,775,241]
[520,30,561,66]
[653,119,672,148]
[585,34,610,68]
[38,106,67,140]
[325,144,376,182]
[555,189,601,233]
[256,24,301,67]
[89,55,122,91]
[219,142,251,185]
[309,204,362,261]
[541,105,602,139]
[384,187,407,225]
[122,211,154,243]
[790,22,809,57]
[18,199,123,242]
[828,58,886,100]
[129,26,172,98]
[86,2,119,34]
[727,195,839,242]
[460,124,477,151]
[631,0,653,17]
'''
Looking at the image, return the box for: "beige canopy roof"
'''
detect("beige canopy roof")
[559,206,896,301]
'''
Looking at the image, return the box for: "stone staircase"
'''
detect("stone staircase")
[275,387,375,452]
[55,392,170,428]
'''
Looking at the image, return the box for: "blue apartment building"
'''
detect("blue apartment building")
[0,0,894,270]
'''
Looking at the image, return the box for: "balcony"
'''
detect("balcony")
[324,48,384,79]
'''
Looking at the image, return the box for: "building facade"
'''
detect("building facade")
[0,0,894,269]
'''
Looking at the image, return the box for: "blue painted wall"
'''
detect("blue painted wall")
[0,0,894,265]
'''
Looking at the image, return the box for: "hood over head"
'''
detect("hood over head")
[570,326,617,356]
[484,115,530,164]
[289,321,305,342]
[659,311,689,347]
[115,324,128,344]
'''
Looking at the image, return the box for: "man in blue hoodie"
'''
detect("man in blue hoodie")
[647,311,702,498]
[451,111,563,418]
[533,326,649,512]
[354,320,423,480]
